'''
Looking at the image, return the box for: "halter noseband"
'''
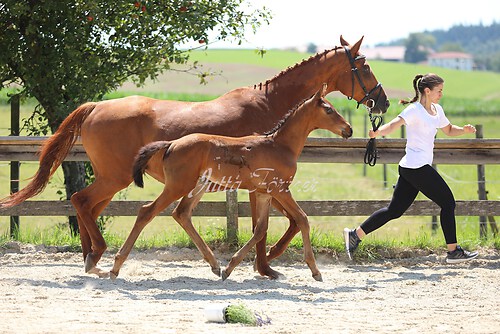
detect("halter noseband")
[343,45,383,111]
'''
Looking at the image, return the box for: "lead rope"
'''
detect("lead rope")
[364,113,383,166]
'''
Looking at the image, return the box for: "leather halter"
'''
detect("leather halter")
[343,46,384,166]
[343,45,383,110]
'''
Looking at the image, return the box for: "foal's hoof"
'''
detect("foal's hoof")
[221,269,230,281]
[212,266,221,277]
[313,273,323,282]
[109,270,120,280]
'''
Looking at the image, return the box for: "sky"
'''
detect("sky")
[208,0,499,50]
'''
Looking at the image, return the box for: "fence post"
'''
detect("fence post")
[225,190,239,246]
[9,94,20,238]
[475,125,498,238]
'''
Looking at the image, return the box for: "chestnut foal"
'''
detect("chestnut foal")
[111,84,352,281]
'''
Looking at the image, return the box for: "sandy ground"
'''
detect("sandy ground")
[0,243,499,334]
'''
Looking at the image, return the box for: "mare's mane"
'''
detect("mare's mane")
[253,46,341,90]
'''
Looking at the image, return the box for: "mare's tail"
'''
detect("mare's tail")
[133,141,172,188]
[0,102,98,208]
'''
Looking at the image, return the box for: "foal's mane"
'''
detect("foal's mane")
[253,46,341,90]
[263,97,309,136]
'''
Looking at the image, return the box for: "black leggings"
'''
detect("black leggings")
[360,164,457,245]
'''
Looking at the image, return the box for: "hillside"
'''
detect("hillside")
[118,49,500,102]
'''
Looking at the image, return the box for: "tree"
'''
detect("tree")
[306,43,317,54]
[439,42,464,52]
[404,33,435,63]
[0,0,270,234]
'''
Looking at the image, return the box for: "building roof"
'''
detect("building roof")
[360,46,406,60]
[428,52,473,59]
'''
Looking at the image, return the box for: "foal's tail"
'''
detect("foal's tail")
[0,102,98,208]
[133,141,172,188]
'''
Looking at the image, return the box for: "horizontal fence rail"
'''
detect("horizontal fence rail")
[0,136,498,220]
[1,136,500,164]
[0,200,498,217]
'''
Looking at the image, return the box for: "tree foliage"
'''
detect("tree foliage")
[0,0,270,234]
[1,0,271,128]
[404,33,435,63]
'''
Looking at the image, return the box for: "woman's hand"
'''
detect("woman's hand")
[463,124,476,134]
[369,129,380,138]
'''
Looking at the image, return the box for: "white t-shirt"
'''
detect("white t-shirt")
[398,102,450,168]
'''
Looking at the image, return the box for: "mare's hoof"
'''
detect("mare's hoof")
[85,255,109,278]
[87,266,110,278]
[313,273,323,282]
[109,271,118,280]
[84,255,94,273]
[257,266,282,280]
[267,269,283,280]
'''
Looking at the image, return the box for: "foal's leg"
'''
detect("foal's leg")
[110,189,177,279]
[221,192,272,280]
[265,199,300,262]
[250,193,283,279]
[172,181,221,277]
[273,191,322,281]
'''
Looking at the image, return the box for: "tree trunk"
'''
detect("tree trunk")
[61,161,87,236]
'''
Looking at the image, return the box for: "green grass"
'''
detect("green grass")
[1,49,499,256]
[368,60,500,102]
[1,216,498,261]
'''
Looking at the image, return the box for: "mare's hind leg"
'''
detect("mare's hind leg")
[172,181,221,277]
[71,177,128,277]
[222,192,272,280]
[273,191,322,281]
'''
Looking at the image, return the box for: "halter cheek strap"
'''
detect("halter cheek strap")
[343,46,383,110]
[344,46,384,166]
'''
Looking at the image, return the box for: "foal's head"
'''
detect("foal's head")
[308,84,353,139]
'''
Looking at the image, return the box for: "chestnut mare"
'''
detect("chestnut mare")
[118,84,352,281]
[0,36,388,278]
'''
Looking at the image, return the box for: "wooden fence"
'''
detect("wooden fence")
[1,135,499,240]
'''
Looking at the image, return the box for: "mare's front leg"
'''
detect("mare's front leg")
[273,191,322,281]
[222,192,272,280]
[172,181,221,277]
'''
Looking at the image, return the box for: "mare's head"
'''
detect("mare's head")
[307,84,352,139]
[336,36,390,115]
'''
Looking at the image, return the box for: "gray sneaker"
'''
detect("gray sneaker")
[446,245,478,264]
[343,228,361,260]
